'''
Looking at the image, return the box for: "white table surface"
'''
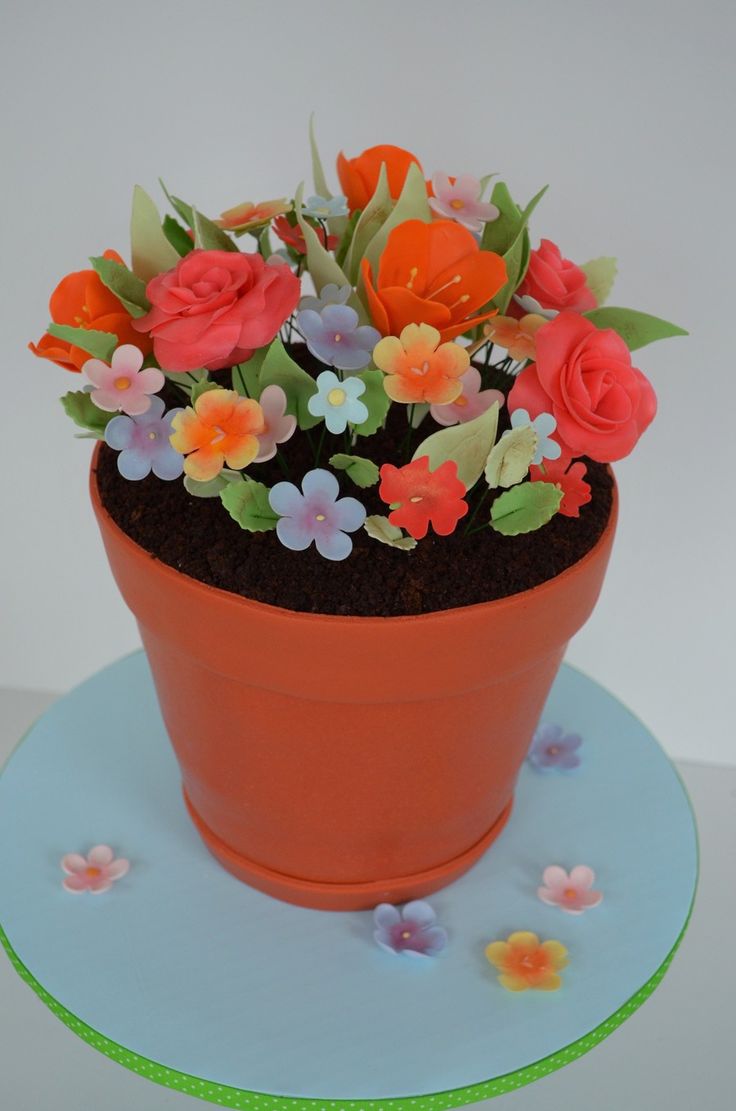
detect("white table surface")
[0,685,732,1111]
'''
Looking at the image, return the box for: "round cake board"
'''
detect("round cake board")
[0,652,697,1109]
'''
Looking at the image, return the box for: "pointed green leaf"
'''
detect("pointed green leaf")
[221,476,279,532]
[190,376,220,404]
[485,426,538,488]
[486,185,548,312]
[159,180,195,228]
[47,324,118,362]
[352,369,391,437]
[130,185,180,282]
[410,402,430,429]
[481,182,522,254]
[293,181,364,318]
[163,215,195,257]
[89,255,150,317]
[344,163,393,283]
[309,113,332,200]
[490,481,562,535]
[360,162,431,283]
[581,257,617,306]
[364,516,417,551]
[257,337,320,428]
[412,402,499,490]
[328,453,380,488]
[193,208,238,252]
[232,352,267,399]
[584,306,688,351]
[184,470,240,498]
[164,368,208,399]
[335,208,361,269]
[60,390,114,438]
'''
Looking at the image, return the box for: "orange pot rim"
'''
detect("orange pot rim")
[89,443,618,628]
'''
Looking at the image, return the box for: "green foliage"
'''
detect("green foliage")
[231,354,266,400]
[60,391,114,439]
[184,471,240,498]
[159,180,195,228]
[484,426,538,489]
[360,162,431,283]
[344,163,392,283]
[293,181,364,318]
[481,183,548,313]
[363,515,417,551]
[328,453,380,488]
[257,337,321,429]
[190,376,220,404]
[163,215,195,257]
[584,307,688,351]
[352,369,391,437]
[130,185,180,282]
[193,209,238,252]
[220,477,279,532]
[89,256,150,317]
[47,324,118,362]
[581,257,617,306]
[412,403,500,490]
[490,481,562,535]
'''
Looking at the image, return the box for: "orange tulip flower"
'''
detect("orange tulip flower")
[28,250,152,373]
[361,220,507,343]
[337,144,422,212]
[170,388,265,482]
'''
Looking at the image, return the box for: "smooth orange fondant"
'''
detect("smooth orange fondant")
[90,447,617,910]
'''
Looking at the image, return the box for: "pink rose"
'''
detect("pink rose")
[133,249,300,372]
[508,312,657,462]
[517,239,596,314]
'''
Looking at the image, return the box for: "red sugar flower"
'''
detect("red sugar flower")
[379,456,468,540]
[530,459,592,518]
[273,216,338,255]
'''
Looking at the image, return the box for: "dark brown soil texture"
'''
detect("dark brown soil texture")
[96,354,614,617]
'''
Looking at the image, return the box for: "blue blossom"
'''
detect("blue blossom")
[104,397,184,481]
[302,194,349,220]
[298,303,380,373]
[299,283,352,314]
[307,370,368,433]
[527,723,582,771]
[510,408,562,465]
[268,468,365,561]
[373,901,448,958]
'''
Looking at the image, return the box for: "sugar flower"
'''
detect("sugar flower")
[538,865,603,915]
[485,931,568,992]
[373,901,448,958]
[105,396,184,481]
[61,845,129,894]
[273,215,338,255]
[84,344,164,416]
[530,459,592,518]
[254,384,297,462]
[517,238,597,314]
[379,456,468,540]
[430,366,504,426]
[429,172,499,233]
[373,323,469,405]
[307,370,369,433]
[302,194,349,220]
[528,722,582,771]
[485,313,547,363]
[513,294,558,321]
[170,388,264,482]
[217,198,291,233]
[298,304,381,372]
[510,408,561,465]
[269,468,366,561]
[299,283,352,314]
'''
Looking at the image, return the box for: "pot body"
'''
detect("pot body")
[90,450,617,909]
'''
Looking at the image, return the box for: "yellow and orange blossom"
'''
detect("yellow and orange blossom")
[485,931,568,992]
[485,313,547,362]
[217,199,292,234]
[170,388,264,482]
[373,323,469,406]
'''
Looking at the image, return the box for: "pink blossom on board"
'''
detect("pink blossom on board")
[61,845,130,894]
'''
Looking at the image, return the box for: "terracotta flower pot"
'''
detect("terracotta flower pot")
[90,447,617,910]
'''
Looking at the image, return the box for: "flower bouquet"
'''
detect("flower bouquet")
[29,128,686,908]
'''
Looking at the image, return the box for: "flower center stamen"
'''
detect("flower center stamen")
[401,930,412,939]
[427,273,462,299]
[563,888,577,900]
[410,496,423,504]
[85,867,101,878]
[409,361,431,377]
[334,333,342,343]
[114,376,131,391]
[148,431,157,441]
[450,198,465,210]
[406,266,419,290]
[327,388,346,406]
[315,513,326,522]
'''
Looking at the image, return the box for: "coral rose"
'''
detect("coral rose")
[133,249,300,372]
[517,239,596,314]
[362,220,507,343]
[509,312,657,462]
[29,249,151,372]
[337,144,422,212]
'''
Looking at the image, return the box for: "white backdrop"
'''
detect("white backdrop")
[1,0,734,764]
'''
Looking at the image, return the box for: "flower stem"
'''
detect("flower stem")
[315,423,327,465]
[274,450,290,478]
[463,485,491,536]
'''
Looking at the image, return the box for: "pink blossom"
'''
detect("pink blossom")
[84,344,164,416]
[61,845,130,894]
[429,173,499,234]
[254,384,297,462]
[537,865,603,915]
[429,366,504,426]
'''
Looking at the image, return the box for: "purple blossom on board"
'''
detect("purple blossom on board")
[297,303,381,372]
[104,396,184,481]
[527,722,582,771]
[268,468,366,561]
[373,901,448,958]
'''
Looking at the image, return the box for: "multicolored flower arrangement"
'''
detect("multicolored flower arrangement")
[32,127,687,561]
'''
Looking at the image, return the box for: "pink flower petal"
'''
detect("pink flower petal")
[61,853,87,875]
[121,392,153,417]
[137,366,165,394]
[88,879,113,895]
[63,874,90,893]
[83,358,110,387]
[569,865,595,889]
[88,845,114,867]
[106,858,130,881]
[541,865,568,890]
[111,344,144,374]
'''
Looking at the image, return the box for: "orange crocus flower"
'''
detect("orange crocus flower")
[170,388,265,482]
[361,220,507,343]
[337,145,422,212]
[485,931,569,992]
[29,250,152,372]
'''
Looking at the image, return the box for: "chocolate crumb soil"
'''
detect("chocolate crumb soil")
[95,365,614,617]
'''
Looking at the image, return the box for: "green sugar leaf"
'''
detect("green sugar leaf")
[490,481,562,535]
[47,324,118,362]
[584,306,688,351]
[60,390,114,439]
[293,182,363,318]
[162,215,195,257]
[258,337,320,429]
[360,162,431,286]
[344,163,393,283]
[184,470,240,498]
[485,426,538,489]
[89,255,150,318]
[159,181,195,228]
[351,369,391,437]
[193,208,238,253]
[220,477,279,532]
[190,376,220,404]
[581,257,617,306]
[130,185,180,282]
[413,402,499,490]
[363,515,417,551]
[328,453,380,488]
